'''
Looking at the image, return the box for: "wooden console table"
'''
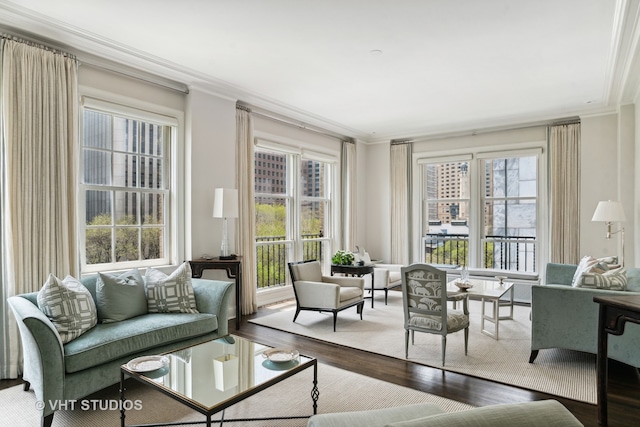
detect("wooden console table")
[593,294,640,426]
[190,257,242,330]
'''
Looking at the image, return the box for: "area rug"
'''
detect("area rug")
[250,292,597,404]
[0,364,473,426]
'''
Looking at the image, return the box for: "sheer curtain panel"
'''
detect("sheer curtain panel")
[341,140,356,251]
[549,123,580,264]
[236,105,257,315]
[390,141,411,264]
[0,39,79,378]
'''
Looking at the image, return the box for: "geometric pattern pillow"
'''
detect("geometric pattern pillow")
[37,274,98,344]
[96,269,147,323]
[577,267,628,291]
[144,262,199,313]
[571,256,599,287]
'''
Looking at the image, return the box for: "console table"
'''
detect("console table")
[593,294,640,426]
[330,264,376,308]
[190,257,242,329]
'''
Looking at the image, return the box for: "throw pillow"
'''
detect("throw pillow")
[578,267,628,291]
[96,269,147,323]
[145,262,199,313]
[571,256,599,287]
[37,274,98,344]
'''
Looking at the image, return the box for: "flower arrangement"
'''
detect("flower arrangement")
[331,250,354,266]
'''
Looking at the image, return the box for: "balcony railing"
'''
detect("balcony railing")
[424,233,536,272]
[255,234,324,289]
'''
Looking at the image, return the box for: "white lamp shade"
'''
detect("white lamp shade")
[591,200,626,222]
[213,188,239,218]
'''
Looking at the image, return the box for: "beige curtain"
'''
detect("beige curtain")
[341,140,356,251]
[236,105,257,315]
[390,141,411,264]
[549,123,580,264]
[1,39,79,378]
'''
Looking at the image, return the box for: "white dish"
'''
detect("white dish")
[453,279,473,290]
[126,355,169,372]
[262,348,299,363]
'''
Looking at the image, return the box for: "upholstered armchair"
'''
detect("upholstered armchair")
[401,263,469,366]
[369,263,403,305]
[288,260,366,331]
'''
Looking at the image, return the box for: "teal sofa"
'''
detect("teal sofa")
[7,275,234,427]
[529,263,640,366]
[307,400,582,426]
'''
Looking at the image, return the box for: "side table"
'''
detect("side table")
[330,264,375,308]
[593,294,640,426]
[190,257,242,330]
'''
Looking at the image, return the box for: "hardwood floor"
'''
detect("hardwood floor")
[232,302,640,427]
[1,302,638,427]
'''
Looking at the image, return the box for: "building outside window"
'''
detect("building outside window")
[80,101,175,272]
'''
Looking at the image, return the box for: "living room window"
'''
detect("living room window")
[79,100,176,272]
[420,149,540,273]
[254,144,334,290]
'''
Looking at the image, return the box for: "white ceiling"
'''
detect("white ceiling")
[1,0,640,142]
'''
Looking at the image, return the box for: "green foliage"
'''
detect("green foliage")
[332,250,354,266]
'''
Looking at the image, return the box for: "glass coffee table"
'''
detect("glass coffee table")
[447,279,514,340]
[119,335,318,427]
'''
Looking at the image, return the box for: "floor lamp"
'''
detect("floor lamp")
[213,188,239,260]
[591,200,626,267]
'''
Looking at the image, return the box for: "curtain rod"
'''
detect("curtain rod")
[239,103,350,142]
[1,33,76,60]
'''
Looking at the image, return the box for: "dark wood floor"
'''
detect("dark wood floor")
[2,301,638,427]
[232,302,640,427]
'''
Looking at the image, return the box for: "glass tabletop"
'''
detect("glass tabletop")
[122,335,314,411]
[447,279,513,298]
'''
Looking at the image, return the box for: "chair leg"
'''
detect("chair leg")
[358,301,364,319]
[333,312,338,332]
[405,329,410,358]
[464,327,469,356]
[411,330,415,345]
[384,289,389,305]
[441,335,447,366]
[529,350,539,363]
[23,381,30,391]
[292,307,301,323]
[42,414,54,427]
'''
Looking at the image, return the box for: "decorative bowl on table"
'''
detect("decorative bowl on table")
[453,279,473,291]
[495,275,508,285]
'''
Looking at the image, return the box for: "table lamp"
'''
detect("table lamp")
[591,200,626,266]
[213,188,238,259]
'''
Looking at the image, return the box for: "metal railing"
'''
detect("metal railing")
[255,234,324,288]
[424,233,536,272]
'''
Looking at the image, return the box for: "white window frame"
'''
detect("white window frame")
[79,95,183,273]
[414,144,546,273]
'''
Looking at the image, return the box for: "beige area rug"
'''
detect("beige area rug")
[250,292,597,404]
[0,363,473,427]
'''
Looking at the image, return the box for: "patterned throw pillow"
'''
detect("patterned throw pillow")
[571,256,599,287]
[37,274,98,344]
[578,267,628,291]
[96,269,147,323]
[145,262,199,313]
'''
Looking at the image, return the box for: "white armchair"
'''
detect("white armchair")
[287,260,366,331]
[367,263,403,305]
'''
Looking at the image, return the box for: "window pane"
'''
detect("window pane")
[85,229,112,264]
[115,227,139,262]
[113,117,137,153]
[85,190,111,225]
[142,227,163,259]
[301,160,325,197]
[142,193,164,224]
[254,151,287,194]
[113,153,137,187]
[83,110,111,149]
[115,191,138,225]
[301,200,324,237]
[140,123,164,156]
[255,197,287,239]
[140,156,163,189]
[84,149,111,185]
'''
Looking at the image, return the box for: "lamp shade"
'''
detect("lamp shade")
[213,188,239,218]
[591,200,626,222]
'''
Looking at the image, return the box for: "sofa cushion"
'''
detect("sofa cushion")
[96,269,147,323]
[63,312,218,373]
[145,262,198,313]
[307,403,444,427]
[37,274,98,344]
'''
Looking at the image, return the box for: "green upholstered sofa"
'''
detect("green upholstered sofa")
[529,262,640,366]
[7,275,234,427]
[307,400,583,426]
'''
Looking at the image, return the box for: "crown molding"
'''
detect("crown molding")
[609,0,640,105]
